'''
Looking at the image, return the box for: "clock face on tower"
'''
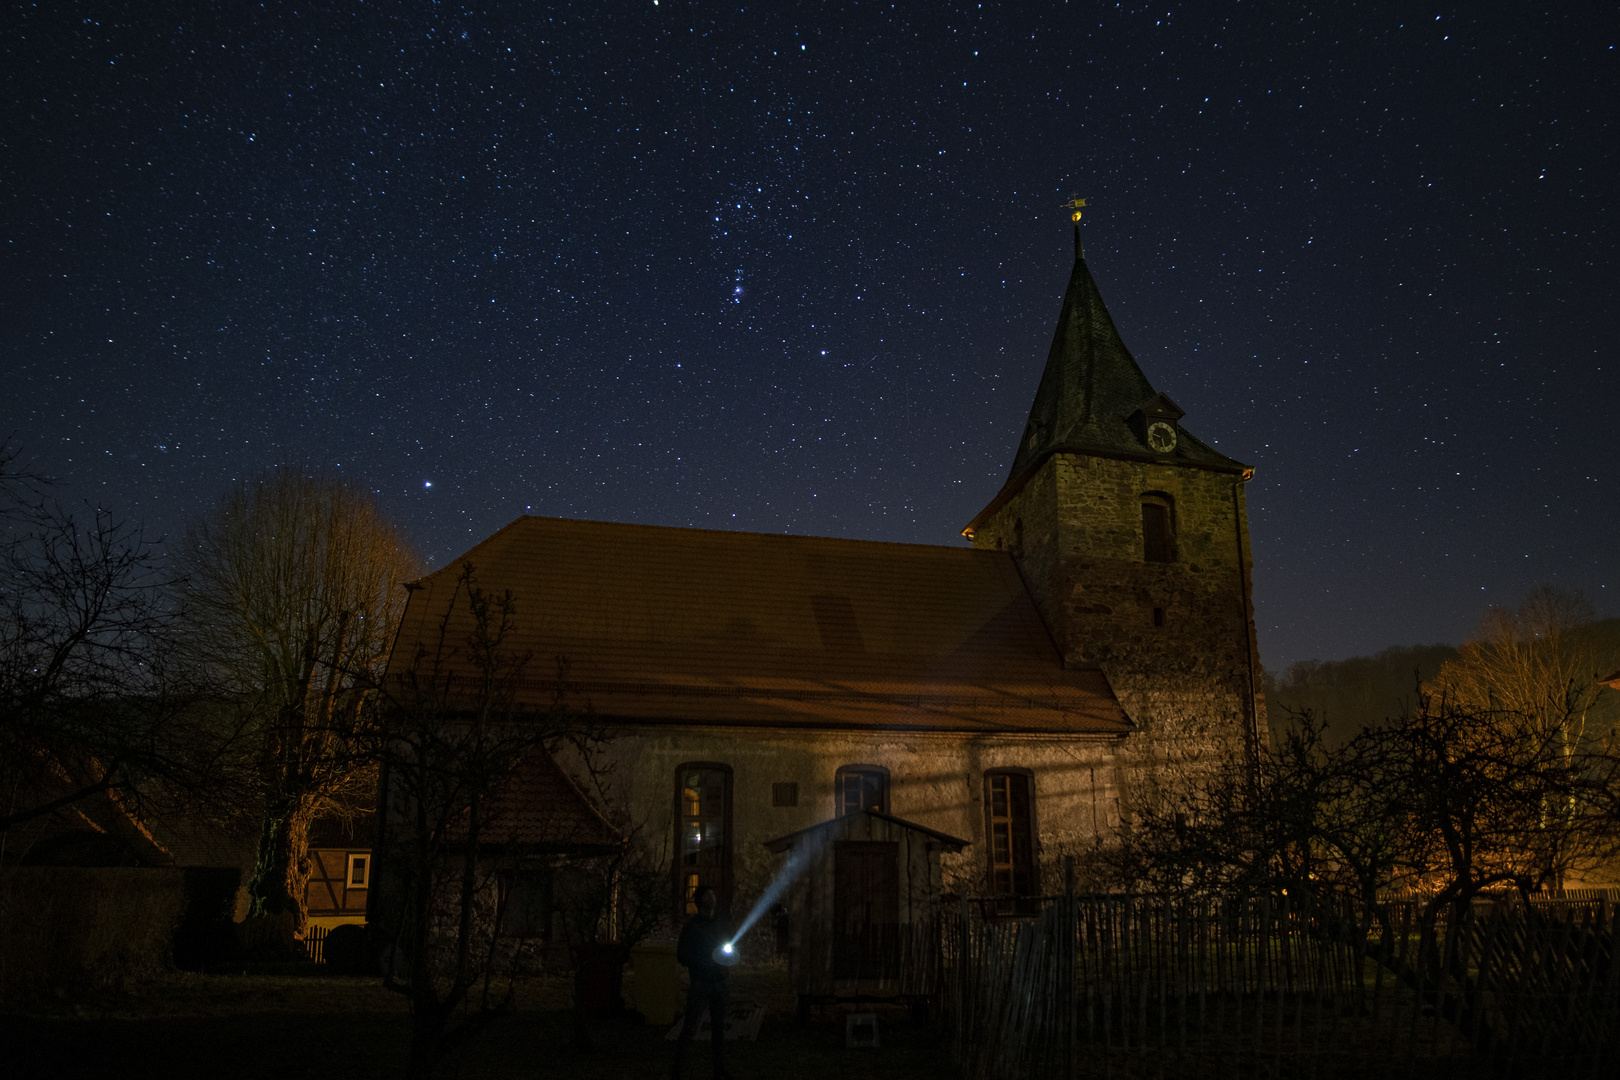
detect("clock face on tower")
[1147,421,1178,454]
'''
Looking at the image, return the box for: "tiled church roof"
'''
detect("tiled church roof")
[388,516,1132,736]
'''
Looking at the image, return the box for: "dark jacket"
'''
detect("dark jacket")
[676,914,729,984]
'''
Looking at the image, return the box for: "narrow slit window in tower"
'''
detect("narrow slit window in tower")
[1142,496,1174,562]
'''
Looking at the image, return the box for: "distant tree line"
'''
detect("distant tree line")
[1265,604,1620,749]
[1265,642,1460,747]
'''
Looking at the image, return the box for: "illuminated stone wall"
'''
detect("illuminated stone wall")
[968,451,1265,801]
[570,725,1133,934]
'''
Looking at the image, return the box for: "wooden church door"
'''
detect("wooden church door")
[832,840,899,979]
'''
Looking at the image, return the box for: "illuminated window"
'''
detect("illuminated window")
[1142,494,1175,563]
[835,765,889,816]
[985,770,1036,896]
[347,853,369,889]
[674,763,732,916]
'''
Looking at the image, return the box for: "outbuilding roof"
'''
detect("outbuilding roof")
[387,516,1132,736]
[763,809,970,854]
[480,748,625,852]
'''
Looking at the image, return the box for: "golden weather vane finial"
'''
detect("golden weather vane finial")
[1062,194,1087,223]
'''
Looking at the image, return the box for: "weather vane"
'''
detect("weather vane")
[1062,194,1086,222]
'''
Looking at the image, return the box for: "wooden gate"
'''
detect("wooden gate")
[833,840,899,980]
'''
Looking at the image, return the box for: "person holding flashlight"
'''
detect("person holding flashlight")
[672,885,733,1080]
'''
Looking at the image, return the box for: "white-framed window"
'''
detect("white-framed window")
[347,852,370,889]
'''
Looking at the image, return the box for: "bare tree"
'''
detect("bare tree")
[177,469,418,932]
[0,446,236,858]
[1432,587,1613,757]
[372,564,614,1078]
[551,828,670,1048]
[1397,691,1620,908]
[1428,587,1620,888]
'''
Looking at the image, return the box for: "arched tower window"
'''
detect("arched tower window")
[1141,494,1175,563]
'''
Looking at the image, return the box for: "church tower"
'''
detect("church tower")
[964,220,1265,769]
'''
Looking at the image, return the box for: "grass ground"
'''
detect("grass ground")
[0,965,963,1080]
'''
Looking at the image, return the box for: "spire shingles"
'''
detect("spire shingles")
[966,248,1246,535]
[1010,251,1242,476]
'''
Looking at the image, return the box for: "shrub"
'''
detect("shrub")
[172,867,243,971]
[322,923,374,974]
[0,867,185,1004]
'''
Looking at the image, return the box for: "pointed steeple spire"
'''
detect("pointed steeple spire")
[1008,240,1244,477]
[965,232,1246,536]
[1007,250,1162,479]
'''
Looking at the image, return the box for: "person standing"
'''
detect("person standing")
[672,884,733,1080]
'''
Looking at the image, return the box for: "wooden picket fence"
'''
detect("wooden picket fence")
[303,924,330,964]
[938,892,1620,1079]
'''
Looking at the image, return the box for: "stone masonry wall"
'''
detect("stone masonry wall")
[971,453,1264,793]
[571,726,1130,943]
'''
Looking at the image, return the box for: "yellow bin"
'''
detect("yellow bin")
[629,940,680,1026]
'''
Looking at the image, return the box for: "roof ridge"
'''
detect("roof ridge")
[407,514,536,588]
[429,513,1015,561]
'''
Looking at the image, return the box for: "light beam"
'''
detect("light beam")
[713,825,829,962]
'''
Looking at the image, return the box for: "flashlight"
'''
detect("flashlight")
[712,941,741,966]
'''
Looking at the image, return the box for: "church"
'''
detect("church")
[377,223,1264,934]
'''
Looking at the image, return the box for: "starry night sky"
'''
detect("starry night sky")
[4,2,1616,670]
